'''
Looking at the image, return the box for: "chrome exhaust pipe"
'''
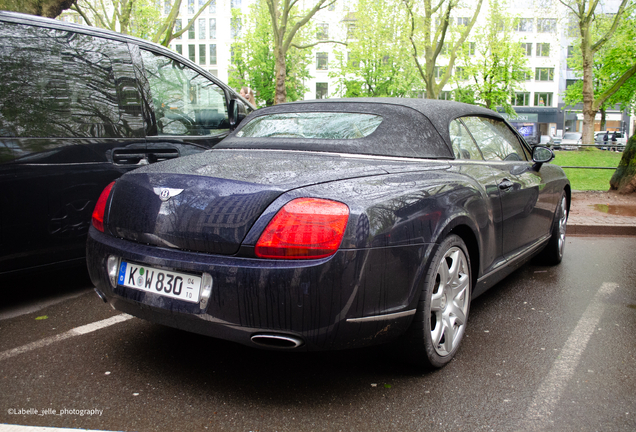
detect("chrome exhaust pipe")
[251,334,304,349]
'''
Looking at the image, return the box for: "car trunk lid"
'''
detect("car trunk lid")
[106,149,439,255]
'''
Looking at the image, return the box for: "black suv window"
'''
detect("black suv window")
[140,49,229,136]
[0,22,141,139]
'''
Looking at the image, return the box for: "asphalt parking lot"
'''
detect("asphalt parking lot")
[1,236,635,432]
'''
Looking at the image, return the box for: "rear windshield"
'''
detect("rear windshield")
[236,112,383,139]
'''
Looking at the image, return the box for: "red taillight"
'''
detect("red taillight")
[255,198,350,259]
[92,181,115,232]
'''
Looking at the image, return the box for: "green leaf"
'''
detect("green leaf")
[35,316,48,321]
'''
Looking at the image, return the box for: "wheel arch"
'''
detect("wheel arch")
[432,215,482,293]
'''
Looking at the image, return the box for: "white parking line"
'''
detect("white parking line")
[0,425,119,432]
[519,282,618,431]
[0,314,133,362]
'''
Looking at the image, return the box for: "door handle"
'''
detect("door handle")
[498,179,515,191]
[112,148,148,165]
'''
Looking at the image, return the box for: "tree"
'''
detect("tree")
[330,0,419,97]
[229,0,312,105]
[266,0,336,104]
[560,0,636,147]
[564,9,636,130]
[452,0,530,114]
[0,0,75,17]
[72,0,213,46]
[403,0,484,99]
[610,134,636,193]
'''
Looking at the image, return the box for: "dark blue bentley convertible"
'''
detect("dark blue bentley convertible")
[87,98,569,368]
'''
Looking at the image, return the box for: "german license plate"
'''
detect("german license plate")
[118,261,201,303]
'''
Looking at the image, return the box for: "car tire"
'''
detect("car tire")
[537,191,568,265]
[404,234,471,369]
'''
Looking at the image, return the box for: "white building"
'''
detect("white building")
[61,0,630,139]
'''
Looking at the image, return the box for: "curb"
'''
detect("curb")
[567,224,636,236]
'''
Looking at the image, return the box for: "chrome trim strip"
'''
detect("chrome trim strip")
[346,309,417,323]
[476,234,550,284]
[214,148,452,164]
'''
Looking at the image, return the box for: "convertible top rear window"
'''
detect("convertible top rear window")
[236,112,382,140]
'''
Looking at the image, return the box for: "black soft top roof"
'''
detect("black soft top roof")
[221,98,505,159]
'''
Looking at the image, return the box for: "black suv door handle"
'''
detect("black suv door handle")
[112,149,147,165]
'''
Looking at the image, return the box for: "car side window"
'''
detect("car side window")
[461,117,528,162]
[449,119,483,160]
[140,50,228,136]
[0,22,139,140]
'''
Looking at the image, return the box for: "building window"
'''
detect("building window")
[175,19,182,39]
[231,17,241,38]
[188,20,195,39]
[515,18,533,32]
[534,92,553,106]
[175,44,182,55]
[199,44,206,65]
[456,17,470,26]
[535,67,554,81]
[328,3,335,10]
[317,23,329,40]
[514,92,530,106]
[316,52,328,70]
[567,45,575,69]
[231,0,241,8]
[438,91,452,100]
[455,67,467,81]
[515,70,532,81]
[188,0,194,14]
[566,79,578,89]
[520,43,532,56]
[209,18,216,39]
[536,43,550,57]
[347,23,356,39]
[188,44,195,62]
[537,18,556,33]
[198,18,206,39]
[209,0,216,13]
[164,0,171,15]
[347,52,359,68]
[434,66,446,79]
[210,44,217,65]
[316,82,328,99]
[467,42,476,56]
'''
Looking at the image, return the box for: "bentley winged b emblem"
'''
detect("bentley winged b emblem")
[153,187,184,202]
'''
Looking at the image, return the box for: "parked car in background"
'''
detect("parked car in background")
[540,135,554,147]
[0,12,253,276]
[560,132,582,150]
[594,131,627,151]
[87,98,570,369]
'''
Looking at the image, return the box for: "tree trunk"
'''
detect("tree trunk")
[274,46,287,105]
[610,134,636,194]
[581,43,597,146]
[599,108,606,131]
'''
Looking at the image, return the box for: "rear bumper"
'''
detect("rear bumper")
[87,228,429,351]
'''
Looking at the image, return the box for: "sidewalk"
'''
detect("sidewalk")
[567,190,636,236]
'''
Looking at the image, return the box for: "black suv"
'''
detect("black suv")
[0,12,252,275]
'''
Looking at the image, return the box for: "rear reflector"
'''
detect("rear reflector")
[255,198,349,259]
[92,181,115,232]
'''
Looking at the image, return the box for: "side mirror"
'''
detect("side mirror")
[229,99,247,130]
[532,145,554,170]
